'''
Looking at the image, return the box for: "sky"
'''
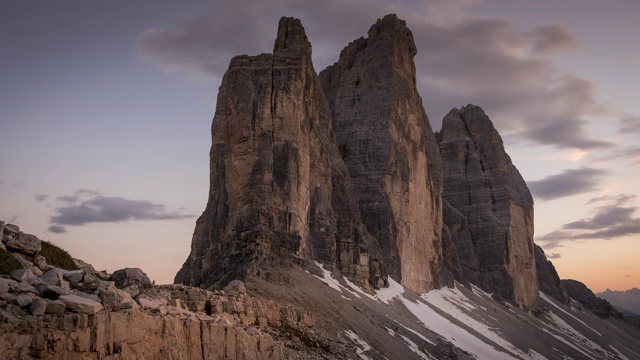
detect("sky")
[1,0,639,293]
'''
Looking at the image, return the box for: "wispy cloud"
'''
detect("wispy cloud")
[48,190,194,233]
[528,167,608,201]
[546,253,561,259]
[136,0,612,149]
[538,194,640,245]
[34,193,49,202]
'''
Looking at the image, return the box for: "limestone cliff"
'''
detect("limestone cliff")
[175,18,386,292]
[437,105,538,308]
[319,14,443,293]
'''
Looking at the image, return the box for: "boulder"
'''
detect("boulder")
[45,299,66,314]
[29,297,47,315]
[224,280,247,295]
[110,268,152,288]
[11,268,38,283]
[36,284,70,299]
[0,278,13,293]
[15,293,33,308]
[3,223,19,236]
[4,232,41,256]
[62,269,84,286]
[40,268,70,290]
[58,294,103,315]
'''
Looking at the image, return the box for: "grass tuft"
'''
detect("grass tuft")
[39,241,79,271]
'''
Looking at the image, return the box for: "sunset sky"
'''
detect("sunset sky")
[2,0,639,293]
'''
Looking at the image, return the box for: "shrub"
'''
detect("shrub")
[39,241,79,271]
[0,249,22,275]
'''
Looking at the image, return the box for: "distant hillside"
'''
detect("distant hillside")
[597,288,640,315]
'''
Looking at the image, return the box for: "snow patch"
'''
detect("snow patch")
[375,277,404,304]
[539,292,601,336]
[610,346,630,360]
[344,330,372,360]
[313,261,342,292]
[398,334,433,360]
[547,311,607,355]
[343,276,377,301]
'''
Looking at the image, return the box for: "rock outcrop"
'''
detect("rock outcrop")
[319,14,443,293]
[437,105,538,308]
[562,279,622,318]
[535,245,569,305]
[175,17,386,292]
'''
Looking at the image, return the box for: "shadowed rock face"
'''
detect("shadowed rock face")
[175,17,387,291]
[437,105,538,308]
[535,245,569,306]
[320,14,443,293]
[563,279,623,318]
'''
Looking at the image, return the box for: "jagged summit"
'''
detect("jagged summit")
[273,17,310,54]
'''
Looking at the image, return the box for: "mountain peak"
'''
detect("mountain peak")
[273,17,310,55]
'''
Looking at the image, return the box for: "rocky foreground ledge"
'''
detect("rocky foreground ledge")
[0,222,331,360]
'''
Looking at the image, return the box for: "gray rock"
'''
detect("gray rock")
[100,289,134,311]
[45,299,66,314]
[36,284,70,299]
[224,280,246,295]
[40,269,65,287]
[15,293,33,308]
[4,232,41,256]
[11,268,38,283]
[0,242,5,252]
[122,285,140,298]
[175,17,387,293]
[110,268,152,288]
[62,270,84,285]
[72,290,101,303]
[82,273,100,291]
[0,293,15,303]
[3,223,19,236]
[16,282,38,295]
[97,280,116,292]
[29,297,47,315]
[319,14,443,293]
[0,221,4,238]
[437,105,538,309]
[0,277,12,293]
[33,255,49,271]
[58,294,103,314]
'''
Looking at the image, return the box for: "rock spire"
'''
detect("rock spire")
[320,14,444,293]
[437,105,538,308]
[175,17,387,291]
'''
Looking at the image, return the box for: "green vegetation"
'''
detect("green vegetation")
[39,241,79,271]
[0,249,22,275]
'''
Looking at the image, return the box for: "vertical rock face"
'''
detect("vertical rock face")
[534,245,569,306]
[319,15,443,293]
[176,18,386,291]
[437,105,538,308]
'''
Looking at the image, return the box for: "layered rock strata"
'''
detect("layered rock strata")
[437,105,538,308]
[175,18,386,292]
[320,14,443,293]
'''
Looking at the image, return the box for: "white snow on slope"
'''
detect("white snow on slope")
[400,295,518,360]
[345,330,372,360]
[313,261,342,292]
[399,334,434,360]
[547,311,609,356]
[541,328,595,359]
[610,345,630,360]
[539,292,602,336]
[343,276,377,301]
[375,277,405,304]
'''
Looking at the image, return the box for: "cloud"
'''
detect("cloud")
[528,167,608,201]
[592,145,640,165]
[546,253,562,259]
[49,191,194,227]
[585,194,636,206]
[619,115,640,135]
[538,194,640,243]
[137,0,609,149]
[34,193,49,202]
[47,225,66,234]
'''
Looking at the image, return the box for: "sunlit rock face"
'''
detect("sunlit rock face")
[437,105,538,308]
[175,17,386,292]
[320,15,444,293]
